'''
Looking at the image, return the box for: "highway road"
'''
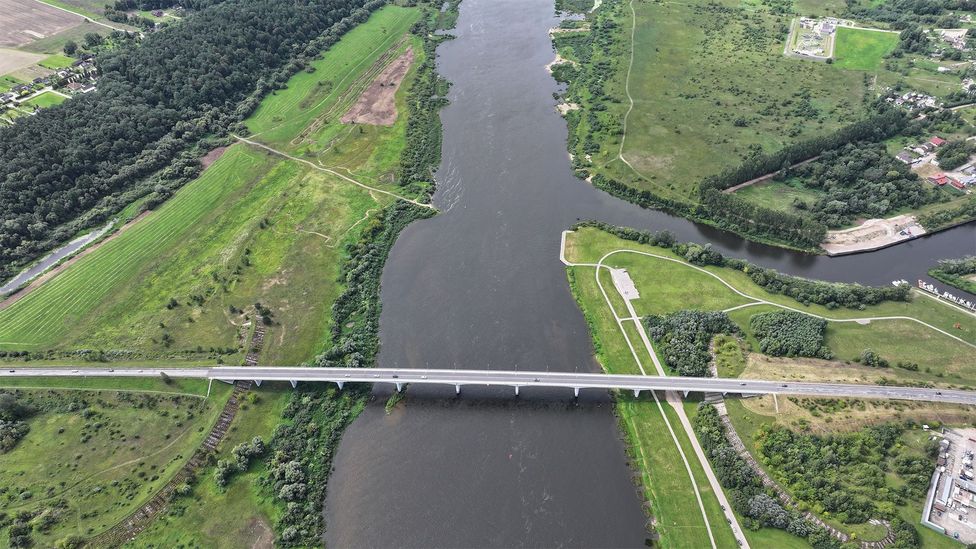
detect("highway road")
[1,366,973,405]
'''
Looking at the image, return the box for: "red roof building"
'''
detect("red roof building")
[950,177,965,190]
[930,136,947,147]
[929,174,949,186]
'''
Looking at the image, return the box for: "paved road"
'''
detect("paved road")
[2,367,974,405]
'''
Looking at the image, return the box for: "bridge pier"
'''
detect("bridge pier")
[514,385,519,397]
[455,384,461,395]
[633,389,640,398]
[290,380,297,389]
[335,381,344,390]
[254,380,262,387]
[573,387,580,398]
[683,390,689,398]
[395,382,403,392]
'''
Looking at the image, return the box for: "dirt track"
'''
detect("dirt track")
[340,47,414,126]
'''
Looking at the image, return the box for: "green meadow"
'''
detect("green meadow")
[557,0,867,202]
[0,4,424,368]
[0,384,231,546]
[23,91,67,109]
[832,27,899,71]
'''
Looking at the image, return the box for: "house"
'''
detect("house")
[930,136,947,147]
[929,174,950,186]
[950,177,966,190]
[896,150,916,164]
[151,9,163,16]
[962,175,976,187]
[65,82,84,92]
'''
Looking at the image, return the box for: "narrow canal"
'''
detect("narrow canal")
[324,0,976,546]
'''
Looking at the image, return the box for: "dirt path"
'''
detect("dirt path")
[721,155,822,194]
[234,135,435,209]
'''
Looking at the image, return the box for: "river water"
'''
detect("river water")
[323,0,976,546]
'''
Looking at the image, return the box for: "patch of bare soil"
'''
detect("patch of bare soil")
[340,47,414,126]
[0,211,151,311]
[0,0,83,48]
[822,214,925,256]
[247,516,274,549]
[200,145,229,169]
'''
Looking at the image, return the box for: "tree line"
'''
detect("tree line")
[0,0,380,284]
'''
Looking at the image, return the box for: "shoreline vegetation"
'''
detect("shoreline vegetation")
[929,255,976,296]
[551,0,976,254]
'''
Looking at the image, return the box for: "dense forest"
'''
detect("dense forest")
[785,142,939,228]
[749,311,831,359]
[0,0,380,283]
[644,310,739,376]
[848,0,976,29]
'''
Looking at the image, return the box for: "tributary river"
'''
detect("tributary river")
[324,0,976,546]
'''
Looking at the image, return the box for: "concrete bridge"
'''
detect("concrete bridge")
[2,366,974,405]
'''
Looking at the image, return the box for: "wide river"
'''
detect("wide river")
[324,0,976,546]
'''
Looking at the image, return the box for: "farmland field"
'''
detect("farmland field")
[38,53,74,69]
[17,20,110,54]
[0,4,424,368]
[832,26,899,70]
[556,0,867,202]
[0,0,83,48]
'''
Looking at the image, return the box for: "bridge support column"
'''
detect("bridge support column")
[683,390,689,398]
[336,381,344,390]
[633,389,640,398]
[573,387,580,398]
[290,380,297,389]
[455,384,461,396]
[514,385,520,397]
[395,382,403,392]
[254,380,262,387]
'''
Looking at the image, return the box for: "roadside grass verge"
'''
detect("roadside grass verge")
[0,376,211,397]
[832,27,899,71]
[0,383,232,546]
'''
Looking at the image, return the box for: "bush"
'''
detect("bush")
[644,310,739,376]
[750,311,831,359]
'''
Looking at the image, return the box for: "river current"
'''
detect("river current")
[323,0,976,546]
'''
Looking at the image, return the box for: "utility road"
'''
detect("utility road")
[2,367,974,405]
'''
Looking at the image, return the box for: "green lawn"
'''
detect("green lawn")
[23,91,67,110]
[567,227,976,380]
[38,54,76,70]
[732,180,824,213]
[0,384,231,546]
[832,27,900,71]
[0,75,27,93]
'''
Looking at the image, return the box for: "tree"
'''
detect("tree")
[63,40,77,55]
[83,32,103,48]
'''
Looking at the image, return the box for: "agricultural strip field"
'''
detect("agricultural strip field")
[556,0,867,202]
[0,4,425,369]
[831,26,899,71]
[0,383,232,546]
[246,5,423,187]
[37,53,74,69]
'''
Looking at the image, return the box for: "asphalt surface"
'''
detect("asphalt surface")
[2,366,973,405]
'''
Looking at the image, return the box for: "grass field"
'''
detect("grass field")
[247,5,423,189]
[0,384,231,546]
[17,21,111,55]
[0,4,425,365]
[38,53,75,69]
[569,266,739,547]
[557,0,867,202]
[832,27,900,71]
[126,385,291,548]
[731,180,824,213]
[23,91,67,109]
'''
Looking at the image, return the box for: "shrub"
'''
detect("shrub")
[750,311,831,359]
